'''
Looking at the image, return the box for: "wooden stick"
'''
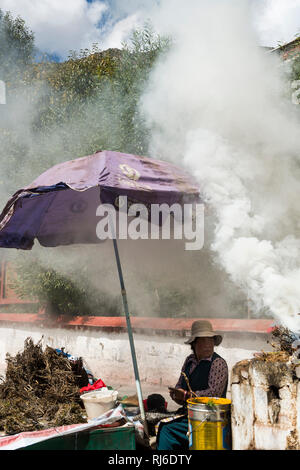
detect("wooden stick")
[181,371,197,397]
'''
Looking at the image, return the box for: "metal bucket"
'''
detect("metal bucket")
[187,397,231,450]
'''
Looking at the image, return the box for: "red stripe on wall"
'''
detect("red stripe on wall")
[0,313,274,333]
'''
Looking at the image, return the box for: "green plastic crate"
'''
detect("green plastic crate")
[20,425,136,450]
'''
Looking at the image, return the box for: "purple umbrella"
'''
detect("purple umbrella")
[0,150,200,434]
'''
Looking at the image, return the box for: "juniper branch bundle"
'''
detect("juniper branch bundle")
[0,337,89,435]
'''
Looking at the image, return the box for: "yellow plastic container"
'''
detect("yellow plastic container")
[187,397,232,450]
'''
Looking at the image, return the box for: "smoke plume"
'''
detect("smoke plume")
[141,0,300,331]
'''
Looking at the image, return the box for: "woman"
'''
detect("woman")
[156,320,228,451]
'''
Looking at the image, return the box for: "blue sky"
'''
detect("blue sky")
[0,0,299,60]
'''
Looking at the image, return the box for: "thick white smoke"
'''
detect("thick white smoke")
[141,0,300,332]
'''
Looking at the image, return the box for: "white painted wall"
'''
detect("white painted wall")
[0,323,272,395]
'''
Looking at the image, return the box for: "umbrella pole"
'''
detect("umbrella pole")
[111,235,149,438]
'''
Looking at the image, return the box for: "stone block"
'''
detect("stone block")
[231,359,300,450]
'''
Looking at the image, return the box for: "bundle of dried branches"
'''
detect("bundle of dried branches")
[0,337,89,435]
[253,350,290,363]
[254,326,298,363]
[268,326,298,355]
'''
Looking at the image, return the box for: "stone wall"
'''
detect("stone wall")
[231,359,300,450]
[0,323,270,393]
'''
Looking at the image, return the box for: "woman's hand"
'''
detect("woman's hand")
[168,387,190,405]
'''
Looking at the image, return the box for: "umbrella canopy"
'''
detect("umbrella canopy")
[0,150,200,437]
[0,150,200,250]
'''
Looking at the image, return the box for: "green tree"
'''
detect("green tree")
[10,258,122,317]
[290,38,300,81]
[109,23,171,154]
[0,8,35,81]
[0,19,171,318]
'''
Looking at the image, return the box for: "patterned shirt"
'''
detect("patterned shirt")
[175,353,228,397]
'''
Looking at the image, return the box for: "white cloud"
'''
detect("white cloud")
[0,0,300,58]
[97,0,159,50]
[0,0,160,57]
[0,0,108,57]
[101,13,142,50]
[103,0,300,49]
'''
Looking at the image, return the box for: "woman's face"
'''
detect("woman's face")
[193,337,214,360]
